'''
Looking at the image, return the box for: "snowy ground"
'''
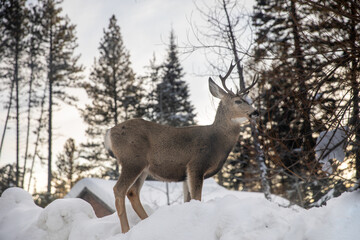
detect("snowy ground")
[0,179,359,240]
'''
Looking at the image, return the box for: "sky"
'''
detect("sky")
[1,0,254,192]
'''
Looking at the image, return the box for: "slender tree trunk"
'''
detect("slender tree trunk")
[222,0,270,198]
[0,80,15,158]
[222,0,244,90]
[22,60,35,188]
[112,68,119,175]
[290,0,315,163]
[48,75,53,193]
[48,28,53,194]
[15,43,20,187]
[69,157,74,188]
[28,83,47,191]
[251,118,271,200]
[349,1,360,182]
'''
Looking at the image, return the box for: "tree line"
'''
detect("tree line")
[0,0,196,203]
[1,0,359,209]
[189,0,359,208]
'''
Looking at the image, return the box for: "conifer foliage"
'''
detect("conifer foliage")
[52,138,88,198]
[148,30,196,127]
[39,0,83,193]
[0,0,28,187]
[0,0,82,194]
[81,15,142,178]
[250,0,360,206]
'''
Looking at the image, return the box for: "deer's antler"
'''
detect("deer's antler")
[219,60,237,97]
[237,74,259,96]
[219,60,258,97]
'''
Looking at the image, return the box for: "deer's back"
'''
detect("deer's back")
[110,118,234,181]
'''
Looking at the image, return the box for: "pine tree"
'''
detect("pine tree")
[143,53,162,121]
[22,3,44,188]
[0,0,28,187]
[252,0,359,206]
[39,0,83,193]
[303,0,360,187]
[150,30,196,127]
[0,163,16,195]
[52,138,89,198]
[251,0,318,206]
[81,15,142,178]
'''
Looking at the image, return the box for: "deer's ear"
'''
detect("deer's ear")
[209,77,227,99]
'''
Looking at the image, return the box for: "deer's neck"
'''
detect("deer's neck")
[212,101,242,137]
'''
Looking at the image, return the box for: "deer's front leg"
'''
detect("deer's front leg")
[186,168,204,201]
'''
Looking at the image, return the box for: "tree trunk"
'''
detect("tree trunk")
[0,80,15,158]
[251,118,272,200]
[22,60,35,188]
[15,42,20,187]
[290,0,315,163]
[112,67,119,175]
[349,1,360,182]
[222,0,271,198]
[28,83,47,191]
[48,27,53,194]
[222,0,244,90]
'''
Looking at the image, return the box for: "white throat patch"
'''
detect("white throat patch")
[231,117,247,124]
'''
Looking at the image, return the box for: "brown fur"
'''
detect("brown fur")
[108,79,256,233]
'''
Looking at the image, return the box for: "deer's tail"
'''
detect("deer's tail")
[104,129,115,158]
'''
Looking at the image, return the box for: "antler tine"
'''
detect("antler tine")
[237,74,259,96]
[219,61,237,96]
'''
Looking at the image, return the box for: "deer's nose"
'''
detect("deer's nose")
[249,110,259,118]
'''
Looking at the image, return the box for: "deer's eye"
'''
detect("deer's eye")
[235,100,243,104]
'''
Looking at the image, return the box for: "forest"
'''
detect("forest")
[0,0,359,210]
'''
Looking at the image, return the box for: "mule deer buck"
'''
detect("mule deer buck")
[104,62,258,233]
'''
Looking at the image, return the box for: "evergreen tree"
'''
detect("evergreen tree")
[0,163,16,195]
[252,0,358,206]
[252,0,338,207]
[0,0,28,187]
[150,30,196,127]
[39,0,83,193]
[143,53,162,121]
[52,138,89,198]
[304,0,360,185]
[22,3,44,188]
[81,15,142,178]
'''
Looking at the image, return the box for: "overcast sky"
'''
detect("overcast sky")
[1,0,254,191]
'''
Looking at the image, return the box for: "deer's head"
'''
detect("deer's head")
[209,63,258,121]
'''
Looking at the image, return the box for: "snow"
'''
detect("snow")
[1,180,360,240]
[315,128,348,173]
[65,177,117,211]
[65,178,289,209]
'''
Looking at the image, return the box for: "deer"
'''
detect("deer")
[104,61,258,233]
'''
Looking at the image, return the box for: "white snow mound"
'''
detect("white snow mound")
[1,182,360,240]
[37,198,96,240]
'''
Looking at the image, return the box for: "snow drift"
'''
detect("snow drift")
[0,179,359,240]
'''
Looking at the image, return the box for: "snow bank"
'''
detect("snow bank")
[37,198,96,240]
[315,128,348,173]
[65,177,289,210]
[0,188,44,240]
[118,196,293,240]
[1,183,360,240]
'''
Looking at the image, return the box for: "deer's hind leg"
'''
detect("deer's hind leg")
[113,162,146,233]
[127,171,148,220]
[183,180,191,202]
